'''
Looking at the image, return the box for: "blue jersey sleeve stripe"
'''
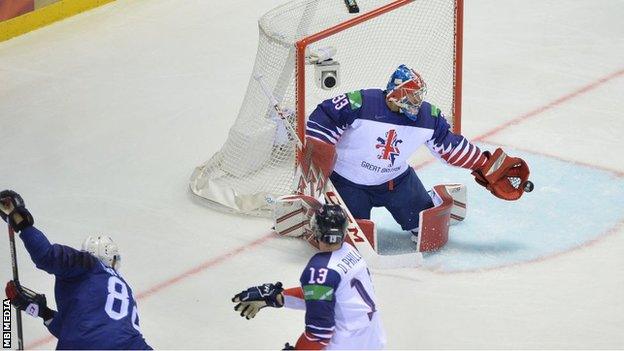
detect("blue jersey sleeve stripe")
[307,120,343,139]
[302,331,330,343]
[306,329,333,339]
[306,129,336,144]
[448,138,468,159]
[306,121,341,142]
[304,311,335,330]
[306,323,335,331]
[306,325,335,336]
[458,145,478,168]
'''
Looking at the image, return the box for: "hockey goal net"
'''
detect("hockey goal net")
[190,0,463,216]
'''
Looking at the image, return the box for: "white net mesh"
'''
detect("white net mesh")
[190,0,460,216]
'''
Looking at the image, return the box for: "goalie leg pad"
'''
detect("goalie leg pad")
[273,195,322,237]
[427,183,466,225]
[416,185,453,252]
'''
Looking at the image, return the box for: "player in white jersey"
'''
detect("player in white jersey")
[232,204,386,350]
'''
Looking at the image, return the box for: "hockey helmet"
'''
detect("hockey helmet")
[386,64,427,121]
[312,204,347,245]
[82,235,121,269]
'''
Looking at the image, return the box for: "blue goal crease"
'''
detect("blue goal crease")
[371,144,624,272]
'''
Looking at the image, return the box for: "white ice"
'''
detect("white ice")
[1,0,623,349]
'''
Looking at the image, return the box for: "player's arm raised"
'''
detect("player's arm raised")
[425,111,531,200]
[1,190,98,279]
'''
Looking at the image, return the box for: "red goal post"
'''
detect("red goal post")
[190,0,464,216]
[295,0,463,142]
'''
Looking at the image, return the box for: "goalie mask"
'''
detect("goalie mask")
[386,64,427,121]
[82,235,121,269]
[312,204,347,245]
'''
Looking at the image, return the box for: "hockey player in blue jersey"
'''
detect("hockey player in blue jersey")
[232,204,386,350]
[1,190,151,350]
[301,64,531,248]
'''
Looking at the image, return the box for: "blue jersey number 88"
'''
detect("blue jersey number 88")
[105,276,141,331]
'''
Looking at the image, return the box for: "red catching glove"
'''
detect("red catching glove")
[472,148,530,201]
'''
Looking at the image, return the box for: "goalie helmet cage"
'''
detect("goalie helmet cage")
[190,0,463,216]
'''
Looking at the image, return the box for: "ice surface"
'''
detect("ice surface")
[0,0,622,349]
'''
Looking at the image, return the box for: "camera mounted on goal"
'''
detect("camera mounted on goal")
[306,46,341,91]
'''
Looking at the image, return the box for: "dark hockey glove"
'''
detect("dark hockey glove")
[231,282,284,319]
[0,190,25,222]
[0,190,34,232]
[5,281,55,321]
[7,206,34,232]
[0,190,25,211]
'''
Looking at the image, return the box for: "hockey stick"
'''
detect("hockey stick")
[254,74,422,269]
[7,222,24,350]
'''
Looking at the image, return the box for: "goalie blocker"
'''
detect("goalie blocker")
[273,183,466,252]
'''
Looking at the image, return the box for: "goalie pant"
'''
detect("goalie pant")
[281,242,386,350]
[330,167,431,231]
[17,226,151,350]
